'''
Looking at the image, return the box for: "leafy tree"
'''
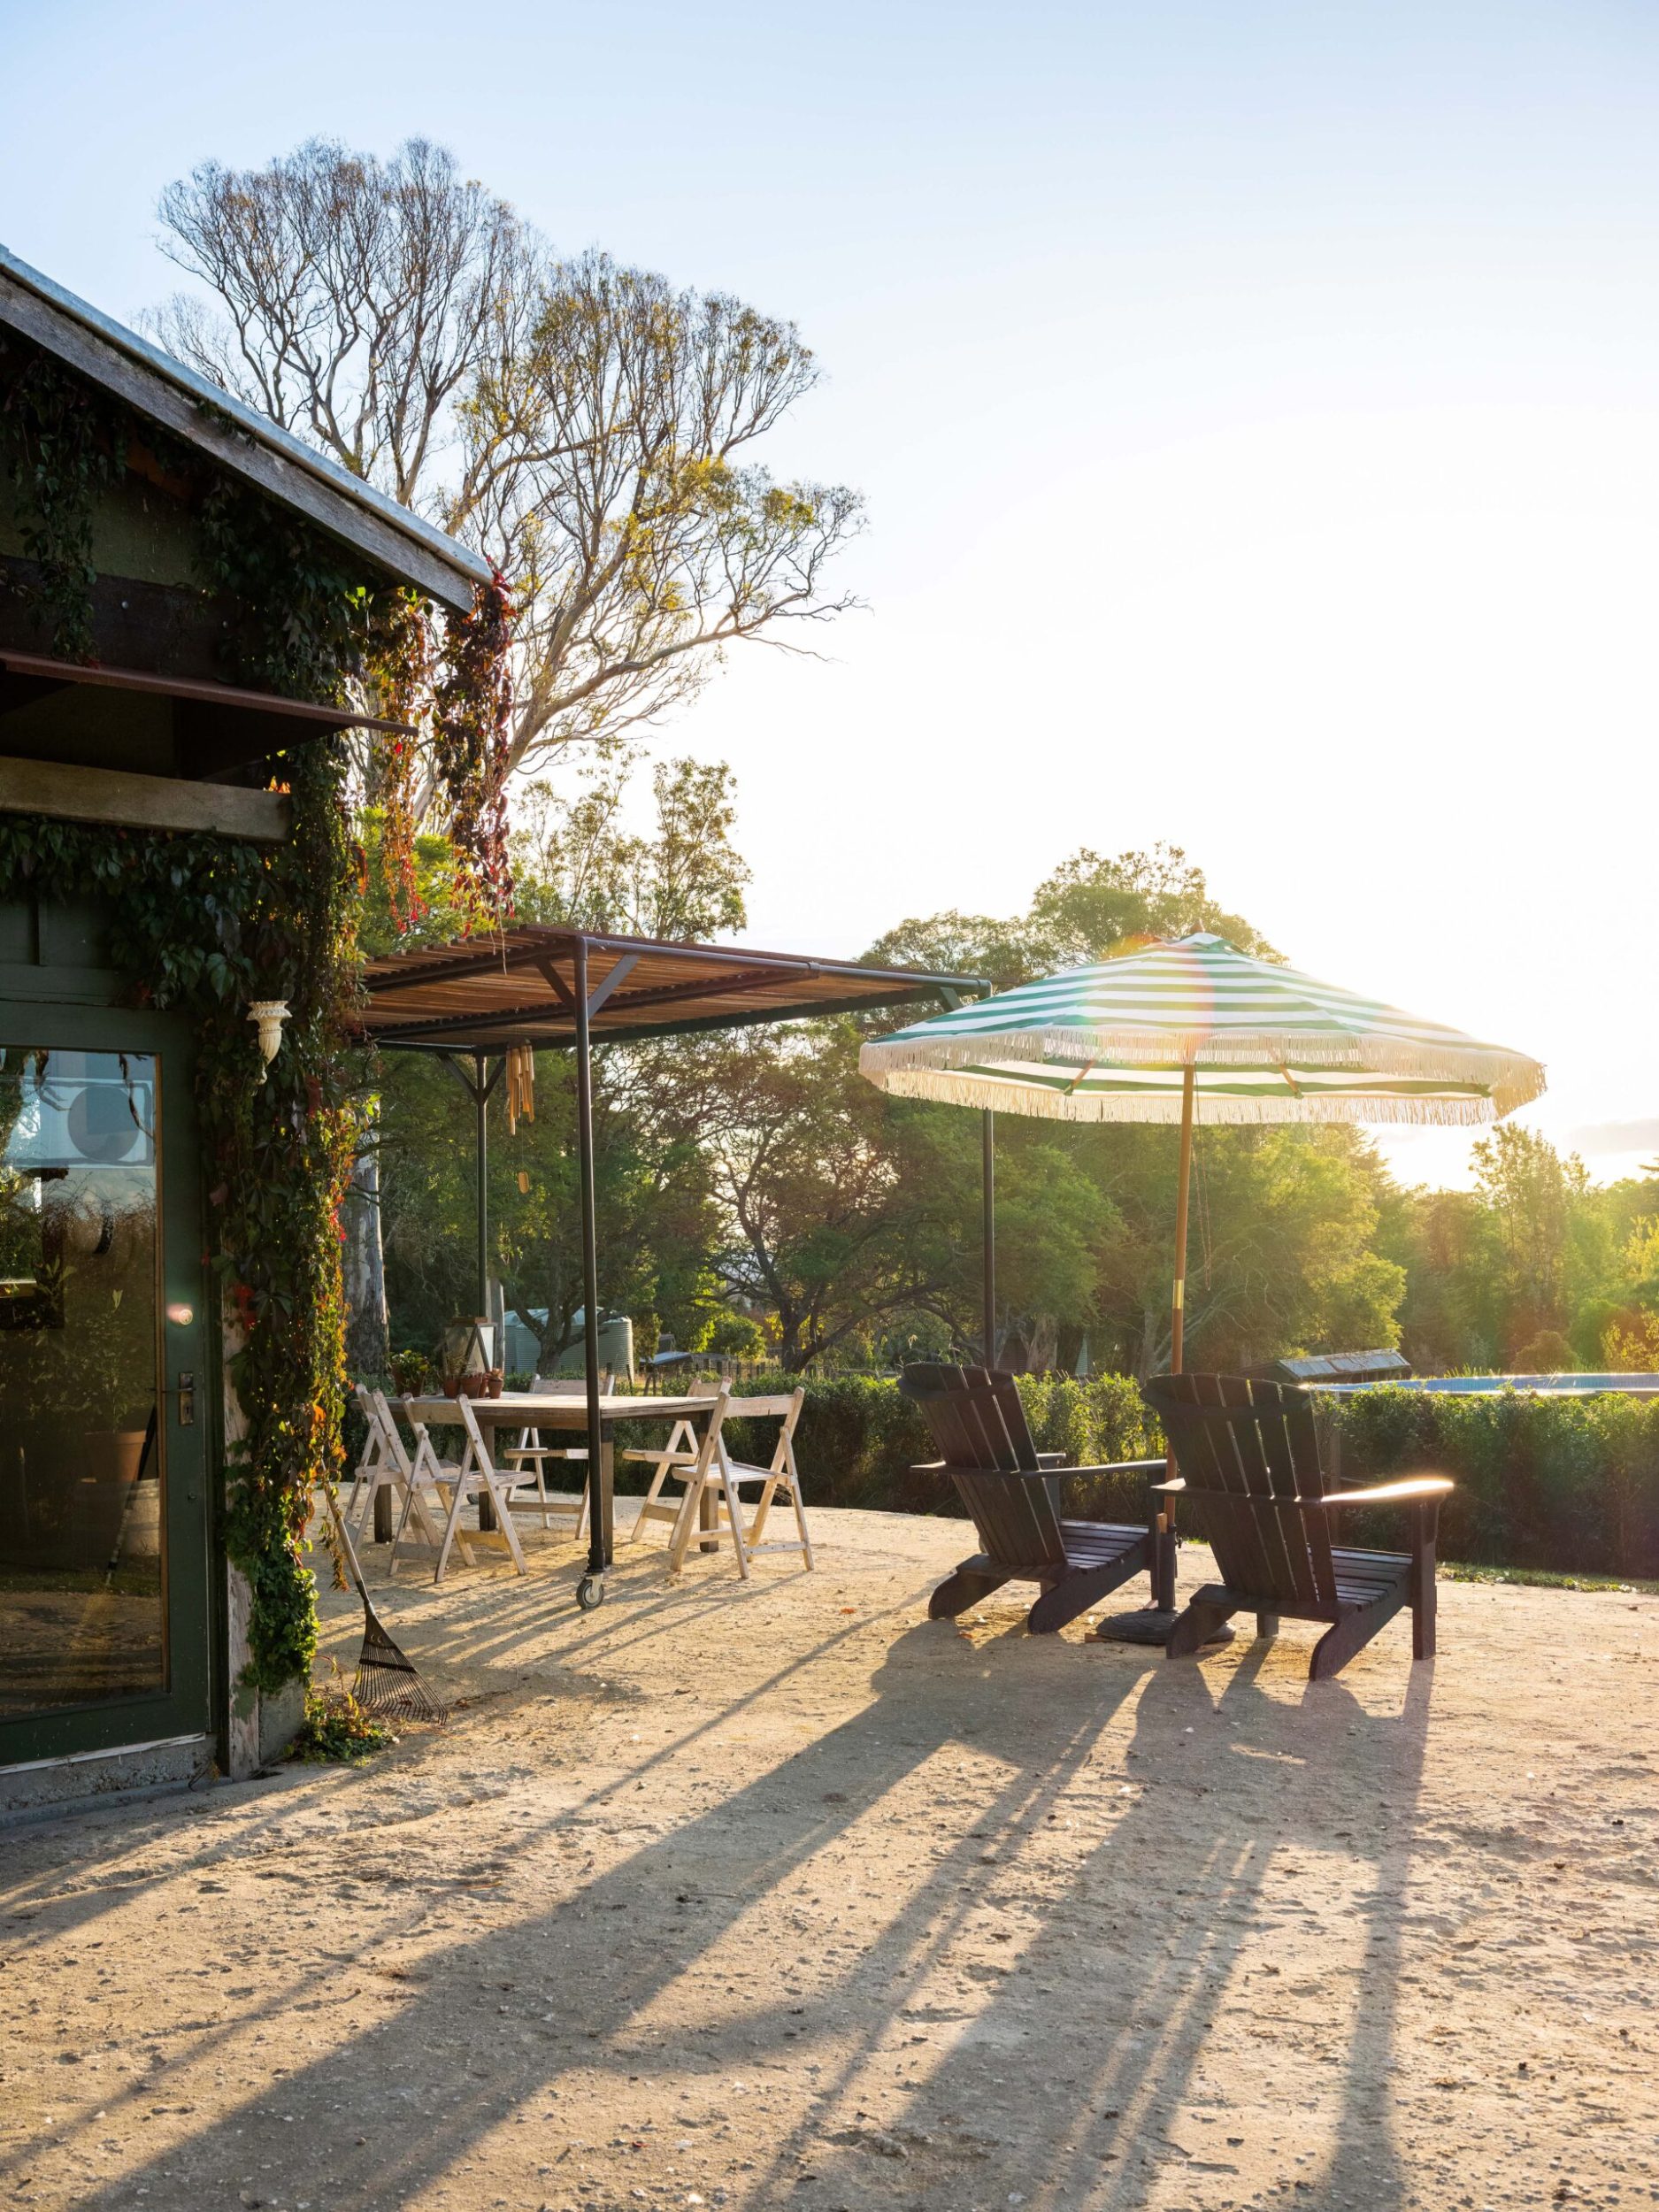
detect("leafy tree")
[365,749,747,1367]
[1025,845,1278,968]
[862,845,1394,1376]
[666,1022,1118,1371]
[510,749,749,941]
[866,842,1278,988]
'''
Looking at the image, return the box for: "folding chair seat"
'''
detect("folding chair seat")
[625,1375,723,1543]
[668,1387,812,1580]
[430,1393,529,1585]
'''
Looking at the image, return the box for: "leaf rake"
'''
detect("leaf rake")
[322,1487,446,1725]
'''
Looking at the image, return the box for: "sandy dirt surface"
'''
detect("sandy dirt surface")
[1,1503,1655,2212]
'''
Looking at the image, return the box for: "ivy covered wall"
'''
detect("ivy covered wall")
[0,327,483,1707]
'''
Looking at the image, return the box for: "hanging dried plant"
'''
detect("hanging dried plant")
[365,589,434,932]
[434,565,514,923]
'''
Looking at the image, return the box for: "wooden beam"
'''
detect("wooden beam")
[0,650,413,735]
[0,755,290,843]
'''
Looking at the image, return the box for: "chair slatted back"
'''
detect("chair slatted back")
[353,1383,388,1471]
[900,1363,1065,1575]
[722,1389,806,1475]
[1144,1373,1336,1608]
[370,1390,417,1479]
[968,1366,1045,1473]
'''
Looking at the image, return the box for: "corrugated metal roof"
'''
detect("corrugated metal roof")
[0,245,490,614]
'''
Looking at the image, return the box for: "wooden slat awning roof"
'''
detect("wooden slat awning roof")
[358,926,988,1051]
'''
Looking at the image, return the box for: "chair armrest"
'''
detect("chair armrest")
[911,1461,1064,1486]
[1317,1476,1454,1507]
[1058,1458,1170,1481]
[1036,1451,1068,1468]
[1149,1476,1186,1495]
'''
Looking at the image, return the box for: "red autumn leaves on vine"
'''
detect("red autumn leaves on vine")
[434,565,515,925]
[370,566,515,931]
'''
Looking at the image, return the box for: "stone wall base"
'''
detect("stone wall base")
[0,1733,212,1824]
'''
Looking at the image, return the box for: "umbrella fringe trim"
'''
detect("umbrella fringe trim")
[861,1031,1543,1119]
[865,1064,1513,1125]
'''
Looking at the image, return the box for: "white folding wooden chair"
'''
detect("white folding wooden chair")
[669,1387,812,1580]
[369,1389,456,1566]
[499,1371,612,1534]
[432,1393,529,1584]
[347,1382,390,1525]
[625,1375,723,1544]
[664,1382,735,1576]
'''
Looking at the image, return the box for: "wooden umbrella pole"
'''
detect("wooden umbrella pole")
[982,1109,996,1368]
[1158,1064,1196,1610]
[1171,1064,1194,1375]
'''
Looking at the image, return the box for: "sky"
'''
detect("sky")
[3,0,1657,1189]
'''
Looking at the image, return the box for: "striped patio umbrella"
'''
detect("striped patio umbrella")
[861,932,1544,1371]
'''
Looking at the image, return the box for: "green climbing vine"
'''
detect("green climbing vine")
[0,334,124,660]
[0,741,361,1693]
[0,324,518,1690]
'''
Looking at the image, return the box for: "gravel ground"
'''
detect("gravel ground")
[1,1502,1655,2212]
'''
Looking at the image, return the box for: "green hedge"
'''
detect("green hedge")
[347,1371,1659,1580]
[1332,1386,1659,1579]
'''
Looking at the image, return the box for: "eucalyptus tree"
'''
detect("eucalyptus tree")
[152,135,863,792]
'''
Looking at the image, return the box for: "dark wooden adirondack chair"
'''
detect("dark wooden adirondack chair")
[901,1363,1172,1634]
[1143,1373,1453,1680]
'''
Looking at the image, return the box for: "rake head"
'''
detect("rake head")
[352,1601,447,1725]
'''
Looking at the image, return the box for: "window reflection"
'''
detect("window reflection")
[0,1048,165,1718]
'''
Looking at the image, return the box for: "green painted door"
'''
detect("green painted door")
[0,1003,212,1769]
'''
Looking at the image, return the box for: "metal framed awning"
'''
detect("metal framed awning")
[360,927,990,1606]
[358,926,982,1050]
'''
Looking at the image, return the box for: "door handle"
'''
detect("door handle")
[173,1371,196,1427]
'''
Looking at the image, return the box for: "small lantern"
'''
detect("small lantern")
[248,1000,291,1079]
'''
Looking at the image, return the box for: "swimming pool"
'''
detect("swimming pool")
[1317,1372,1659,1398]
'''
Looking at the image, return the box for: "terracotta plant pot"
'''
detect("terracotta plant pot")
[86,1428,149,1489]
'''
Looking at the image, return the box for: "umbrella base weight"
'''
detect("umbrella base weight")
[1090,1608,1234,1647]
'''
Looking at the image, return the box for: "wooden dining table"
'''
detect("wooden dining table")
[403,1391,722,1601]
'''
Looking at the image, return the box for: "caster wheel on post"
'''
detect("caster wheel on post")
[576,1574,605,1611]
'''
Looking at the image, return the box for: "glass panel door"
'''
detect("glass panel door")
[0,1017,209,1763]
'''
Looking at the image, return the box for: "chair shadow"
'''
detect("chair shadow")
[7,1594,1435,2212]
[741,1628,1436,2210]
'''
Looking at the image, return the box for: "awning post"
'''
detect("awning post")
[572,936,607,1580]
[474,1048,489,1319]
[982,1109,996,1367]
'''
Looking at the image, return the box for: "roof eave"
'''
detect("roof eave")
[0,247,490,615]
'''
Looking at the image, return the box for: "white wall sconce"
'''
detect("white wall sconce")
[248,999,291,1080]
